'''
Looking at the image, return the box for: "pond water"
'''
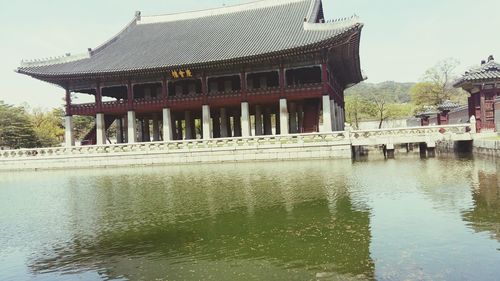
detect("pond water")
[0,154,499,280]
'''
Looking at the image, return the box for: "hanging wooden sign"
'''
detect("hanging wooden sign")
[170,69,193,79]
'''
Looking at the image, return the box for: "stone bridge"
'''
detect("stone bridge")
[0,121,475,171]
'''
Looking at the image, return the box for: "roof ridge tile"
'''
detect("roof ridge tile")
[138,0,310,25]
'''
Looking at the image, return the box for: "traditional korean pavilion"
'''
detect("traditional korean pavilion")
[17,0,364,146]
[454,55,500,132]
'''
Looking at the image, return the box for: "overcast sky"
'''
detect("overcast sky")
[0,0,499,109]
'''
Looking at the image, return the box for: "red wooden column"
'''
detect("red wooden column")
[321,62,328,94]
[279,66,285,98]
[127,80,134,110]
[202,73,208,104]
[241,69,247,100]
[161,76,169,107]
[95,83,102,112]
[65,88,72,116]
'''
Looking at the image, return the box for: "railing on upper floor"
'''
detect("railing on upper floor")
[207,90,242,97]
[68,83,327,115]
[247,86,280,96]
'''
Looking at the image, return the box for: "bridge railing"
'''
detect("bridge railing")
[0,131,349,160]
[349,123,473,146]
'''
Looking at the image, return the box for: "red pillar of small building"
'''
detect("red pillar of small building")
[421,116,430,126]
[437,111,449,125]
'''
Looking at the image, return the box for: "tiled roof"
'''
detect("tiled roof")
[17,0,362,78]
[454,58,500,87]
[415,106,438,118]
[437,100,459,112]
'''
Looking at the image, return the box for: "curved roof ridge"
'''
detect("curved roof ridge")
[138,0,310,25]
[303,15,362,31]
[19,52,90,68]
[305,0,321,23]
[92,17,138,55]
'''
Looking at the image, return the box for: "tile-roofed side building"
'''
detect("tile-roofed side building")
[454,55,500,132]
[454,55,500,88]
[17,0,362,84]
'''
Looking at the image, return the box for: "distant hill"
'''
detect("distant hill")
[345,81,416,103]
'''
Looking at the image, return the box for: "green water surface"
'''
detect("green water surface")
[0,154,499,280]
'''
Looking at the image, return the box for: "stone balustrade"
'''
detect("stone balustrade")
[0,124,476,171]
[0,132,348,160]
[0,124,475,161]
[349,123,473,146]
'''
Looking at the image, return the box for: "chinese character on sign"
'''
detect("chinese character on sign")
[170,69,193,79]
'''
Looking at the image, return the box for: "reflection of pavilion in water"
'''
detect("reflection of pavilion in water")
[462,160,500,241]
[28,162,374,280]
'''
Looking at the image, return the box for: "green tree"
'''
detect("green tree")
[366,92,392,129]
[411,58,468,106]
[73,116,95,140]
[345,96,376,129]
[0,101,39,149]
[30,108,65,147]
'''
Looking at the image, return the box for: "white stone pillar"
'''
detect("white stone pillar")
[279,98,289,135]
[96,113,106,145]
[152,114,160,141]
[127,111,137,143]
[64,116,75,147]
[255,105,263,136]
[185,111,193,139]
[321,95,333,132]
[241,102,251,137]
[220,108,228,138]
[330,100,337,131]
[162,108,173,141]
[202,105,212,139]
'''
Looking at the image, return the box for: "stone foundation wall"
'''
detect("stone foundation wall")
[0,143,352,172]
[472,138,500,158]
[438,137,500,157]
